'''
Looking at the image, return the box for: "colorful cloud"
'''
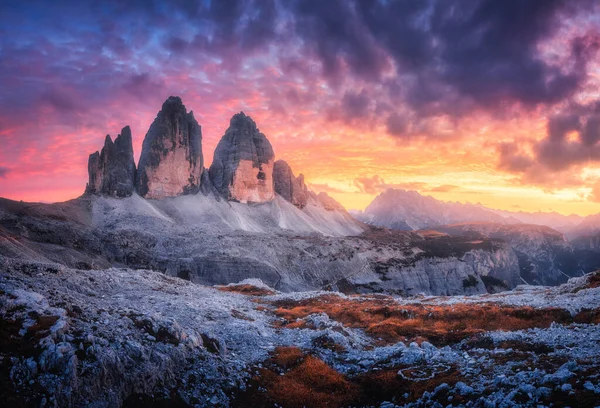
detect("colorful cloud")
[0,0,600,214]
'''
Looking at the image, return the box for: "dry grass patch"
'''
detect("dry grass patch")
[586,271,600,289]
[270,346,304,369]
[271,295,574,346]
[234,347,359,408]
[217,284,276,296]
[234,346,468,407]
[574,308,600,324]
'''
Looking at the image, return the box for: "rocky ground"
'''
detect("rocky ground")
[2,256,600,407]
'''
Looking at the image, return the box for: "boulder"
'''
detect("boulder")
[273,160,308,208]
[209,112,275,203]
[136,96,203,199]
[85,126,136,197]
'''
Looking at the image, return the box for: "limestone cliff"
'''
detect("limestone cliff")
[209,112,275,203]
[273,160,308,208]
[86,126,136,197]
[136,96,203,199]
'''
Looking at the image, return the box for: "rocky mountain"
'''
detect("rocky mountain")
[355,189,600,285]
[0,96,579,301]
[355,189,512,230]
[85,126,136,197]
[492,209,583,233]
[136,96,203,199]
[355,189,589,234]
[273,159,309,208]
[431,223,580,286]
[209,112,275,204]
[0,194,519,295]
[0,93,525,296]
[567,213,600,239]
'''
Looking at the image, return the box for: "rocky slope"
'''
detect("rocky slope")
[0,194,520,295]
[136,96,203,199]
[2,257,599,407]
[209,112,275,203]
[432,223,580,286]
[273,160,308,209]
[85,126,136,197]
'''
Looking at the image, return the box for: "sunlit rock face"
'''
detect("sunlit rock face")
[136,96,203,199]
[86,126,136,197]
[209,112,275,203]
[273,160,308,208]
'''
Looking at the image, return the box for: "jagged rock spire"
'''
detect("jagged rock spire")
[86,126,136,197]
[273,160,308,208]
[209,112,275,203]
[136,96,203,199]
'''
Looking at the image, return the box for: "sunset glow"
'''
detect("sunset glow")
[1,1,600,215]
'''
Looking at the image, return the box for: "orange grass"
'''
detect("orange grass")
[234,346,466,407]
[216,284,276,296]
[271,295,574,345]
[235,347,359,407]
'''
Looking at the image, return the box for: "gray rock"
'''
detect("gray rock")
[314,191,346,212]
[209,112,275,203]
[273,160,308,208]
[136,96,203,199]
[435,223,577,286]
[85,126,136,197]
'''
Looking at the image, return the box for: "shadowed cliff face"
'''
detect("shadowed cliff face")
[432,223,581,286]
[273,160,309,209]
[86,126,136,198]
[209,112,275,204]
[135,96,203,199]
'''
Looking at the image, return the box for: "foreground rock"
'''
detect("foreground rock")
[209,112,275,203]
[1,258,599,407]
[136,96,203,199]
[273,160,308,208]
[85,126,136,197]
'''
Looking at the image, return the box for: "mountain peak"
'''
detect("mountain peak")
[273,160,308,208]
[136,96,203,199]
[209,113,275,204]
[85,126,136,198]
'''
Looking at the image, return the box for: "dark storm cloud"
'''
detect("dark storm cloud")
[0,0,598,151]
[498,101,600,180]
[290,0,389,82]
[535,108,600,171]
[341,90,370,119]
[497,143,535,173]
[386,113,410,137]
[295,0,594,104]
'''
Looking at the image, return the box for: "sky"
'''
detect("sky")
[1,0,600,215]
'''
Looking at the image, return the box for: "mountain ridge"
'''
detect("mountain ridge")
[352,188,588,235]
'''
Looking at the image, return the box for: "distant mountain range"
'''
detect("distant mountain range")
[351,188,593,238]
[351,189,600,285]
